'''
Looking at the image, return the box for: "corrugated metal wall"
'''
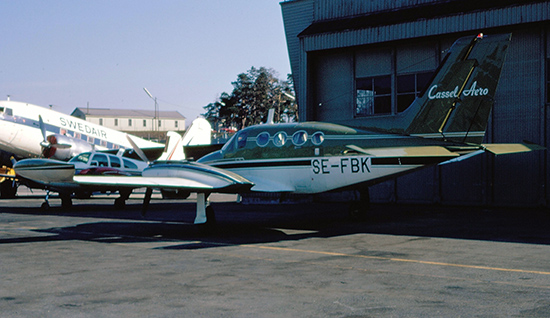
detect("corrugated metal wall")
[302,2,550,52]
[281,0,315,120]
[314,0,439,21]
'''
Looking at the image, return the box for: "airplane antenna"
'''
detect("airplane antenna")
[266,109,275,125]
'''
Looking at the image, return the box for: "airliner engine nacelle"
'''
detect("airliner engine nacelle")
[42,134,94,160]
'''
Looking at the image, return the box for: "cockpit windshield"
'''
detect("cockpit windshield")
[70,152,91,164]
[221,134,237,153]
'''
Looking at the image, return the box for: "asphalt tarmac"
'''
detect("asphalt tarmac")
[2,188,550,317]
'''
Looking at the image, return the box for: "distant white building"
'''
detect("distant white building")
[71,108,186,140]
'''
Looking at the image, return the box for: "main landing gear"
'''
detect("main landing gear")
[39,189,132,211]
[40,191,72,210]
[348,187,370,221]
[141,190,216,230]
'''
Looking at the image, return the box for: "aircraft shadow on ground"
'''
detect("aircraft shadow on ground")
[1,199,550,248]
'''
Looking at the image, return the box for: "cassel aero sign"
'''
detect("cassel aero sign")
[428,81,489,100]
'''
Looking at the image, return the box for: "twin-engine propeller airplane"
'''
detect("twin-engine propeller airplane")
[12,33,544,225]
[0,98,212,197]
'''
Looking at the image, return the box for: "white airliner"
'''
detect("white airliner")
[11,33,545,225]
[0,100,165,161]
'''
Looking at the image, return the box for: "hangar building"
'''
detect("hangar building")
[280,0,550,206]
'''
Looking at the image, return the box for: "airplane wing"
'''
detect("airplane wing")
[73,175,236,192]
[14,159,254,194]
[346,145,459,158]
[482,143,546,155]
[347,143,545,160]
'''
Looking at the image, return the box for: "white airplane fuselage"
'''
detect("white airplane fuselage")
[0,100,162,159]
[197,122,458,194]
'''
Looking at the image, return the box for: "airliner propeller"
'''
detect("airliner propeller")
[38,115,92,160]
[38,115,49,149]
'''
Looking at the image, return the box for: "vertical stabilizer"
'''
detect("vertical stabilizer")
[157,118,212,161]
[403,33,511,144]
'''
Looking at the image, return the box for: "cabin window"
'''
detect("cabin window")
[109,155,121,168]
[99,118,103,126]
[256,132,270,147]
[292,131,308,146]
[128,119,132,126]
[311,132,324,146]
[143,120,147,127]
[175,121,178,128]
[123,159,138,169]
[91,154,109,167]
[114,119,118,126]
[273,132,287,147]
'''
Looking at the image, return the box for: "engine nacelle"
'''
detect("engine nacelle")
[42,134,94,160]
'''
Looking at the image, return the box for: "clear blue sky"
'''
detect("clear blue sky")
[0,0,291,124]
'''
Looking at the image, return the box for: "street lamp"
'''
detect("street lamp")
[143,88,159,133]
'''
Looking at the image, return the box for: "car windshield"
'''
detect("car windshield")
[70,152,91,164]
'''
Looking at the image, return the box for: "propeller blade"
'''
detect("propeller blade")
[38,115,49,148]
[51,143,72,149]
[126,134,149,163]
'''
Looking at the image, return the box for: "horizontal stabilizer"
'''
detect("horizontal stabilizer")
[347,145,459,158]
[482,143,545,155]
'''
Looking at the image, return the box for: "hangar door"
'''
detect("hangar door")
[310,51,353,121]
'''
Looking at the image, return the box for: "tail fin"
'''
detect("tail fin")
[157,131,185,161]
[180,118,211,146]
[403,33,511,144]
[157,118,212,161]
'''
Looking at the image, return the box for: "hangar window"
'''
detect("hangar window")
[273,132,287,147]
[356,75,391,116]
[256,132,270,147]
[397,71,434,112]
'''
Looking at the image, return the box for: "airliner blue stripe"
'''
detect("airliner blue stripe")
[1,115,127,150]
